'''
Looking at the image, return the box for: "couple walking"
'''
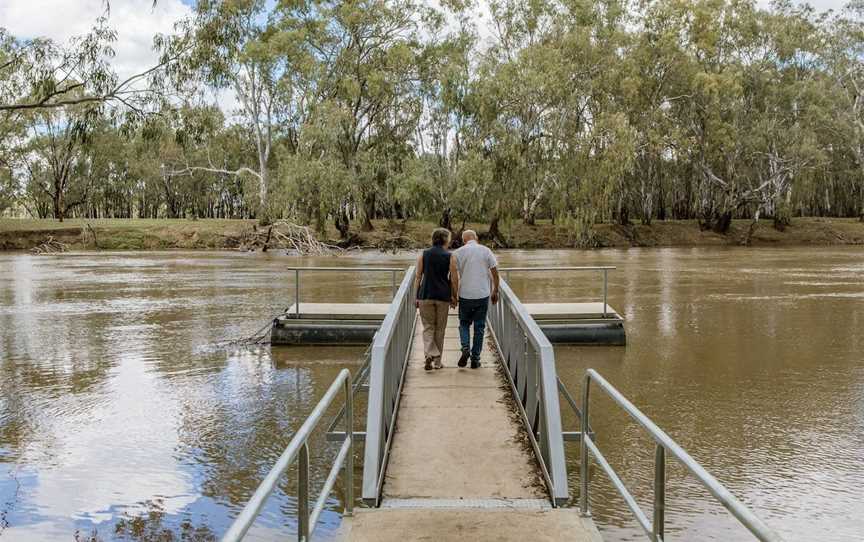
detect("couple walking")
[414,228,500,371]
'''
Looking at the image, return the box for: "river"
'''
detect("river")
[0,247,862,541]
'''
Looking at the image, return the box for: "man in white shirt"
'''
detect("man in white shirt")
[453,230,500,368]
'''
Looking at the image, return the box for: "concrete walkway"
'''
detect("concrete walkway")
[338,315,602,541]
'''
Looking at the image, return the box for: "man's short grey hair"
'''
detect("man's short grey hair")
[462,229,477,242]
[431,228,451,246]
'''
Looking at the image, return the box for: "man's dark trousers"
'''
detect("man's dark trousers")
[458,296,489,363]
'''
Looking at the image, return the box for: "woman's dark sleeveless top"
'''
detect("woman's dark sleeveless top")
[418,246,452,302]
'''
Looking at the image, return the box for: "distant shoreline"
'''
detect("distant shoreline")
[1,217,863,252]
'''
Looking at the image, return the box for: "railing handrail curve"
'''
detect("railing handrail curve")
[286,266,408,317]
[488,278,569,505]
[500,266,616,319]
[361,266,417,505]
[499,266,616,271]
[222,368,354,542]
[284,266,405,272]
[580,368,784,542]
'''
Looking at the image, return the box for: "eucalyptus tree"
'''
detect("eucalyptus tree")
[0,18,190,221]
[13,105,98,221]
[463,0,563,239]
[0,167,15,215]
[295,0,445,233]
[410,20,476,230]
[821,1,864,220]
[162,0,316,215]
[0,19,188,116]
[619,0,693,224]
[146,105,259,219]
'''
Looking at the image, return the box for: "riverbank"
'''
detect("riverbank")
[1,217,863,251]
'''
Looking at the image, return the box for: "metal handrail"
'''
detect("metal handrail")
[557,377,595,442]
[326,348,372,443]
[487,278,569,506]
[286,267,407,318]
[579,369,784,542]
[361,266,417,505]
[222,369,354,542]
[500,266,616,318]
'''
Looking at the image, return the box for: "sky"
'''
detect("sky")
[0,0,852,103]
[0,0,194,80]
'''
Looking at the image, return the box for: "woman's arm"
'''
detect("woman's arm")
[414,253,424,308]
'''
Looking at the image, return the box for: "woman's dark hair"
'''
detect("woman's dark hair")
[431,228,451,247]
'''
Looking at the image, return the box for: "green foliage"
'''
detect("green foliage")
[0,169,16,215]
[2,0,864,229]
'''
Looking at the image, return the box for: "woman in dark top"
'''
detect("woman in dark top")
[414,228,459,370]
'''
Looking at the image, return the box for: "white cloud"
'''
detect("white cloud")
[759,0,851,12]
[0,0,192,81]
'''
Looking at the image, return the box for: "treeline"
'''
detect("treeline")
[1,0,863,244]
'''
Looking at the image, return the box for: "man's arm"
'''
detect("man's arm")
[490,266,500,304]
[414,253,424,308]
[449,254,459,308]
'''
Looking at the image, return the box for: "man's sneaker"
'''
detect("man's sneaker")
[470,359,481,369]
[457,349,470,368]
[424,358,433,371]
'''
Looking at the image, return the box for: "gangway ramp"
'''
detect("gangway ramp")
[338,313,602,542]
[345,266,602,540]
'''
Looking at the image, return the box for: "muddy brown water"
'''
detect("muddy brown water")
[0,248,862,541]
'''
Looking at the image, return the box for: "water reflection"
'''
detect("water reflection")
[0,248,862,541]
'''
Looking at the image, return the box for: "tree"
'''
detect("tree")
[823,1,864,220]
[14,104,98,221]
[0,20,187,115]
[295,0,442,233]
[163,0,315,216]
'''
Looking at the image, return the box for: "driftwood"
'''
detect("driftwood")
[237,221,343,255]
[31,236,68,255]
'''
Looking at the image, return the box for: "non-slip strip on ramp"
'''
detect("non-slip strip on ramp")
[381,498,552,510]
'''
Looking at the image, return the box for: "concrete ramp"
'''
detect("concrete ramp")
[383,316,542,500]
[340,508,602,542]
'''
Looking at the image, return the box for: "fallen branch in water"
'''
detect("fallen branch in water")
[236,221,343,256]
[30,236,68,255]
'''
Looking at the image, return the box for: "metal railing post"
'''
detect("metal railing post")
[580,374,591,517]
[221,369,357,542]
[602,269,608,319]
[497,266,616,319]
[344,376,354,517]
[295,269,301,318]
[653,444,666,542]
[574,369,784,542]
[298,443,309,542]
[391,270,397,299]
[284,267,407,315]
